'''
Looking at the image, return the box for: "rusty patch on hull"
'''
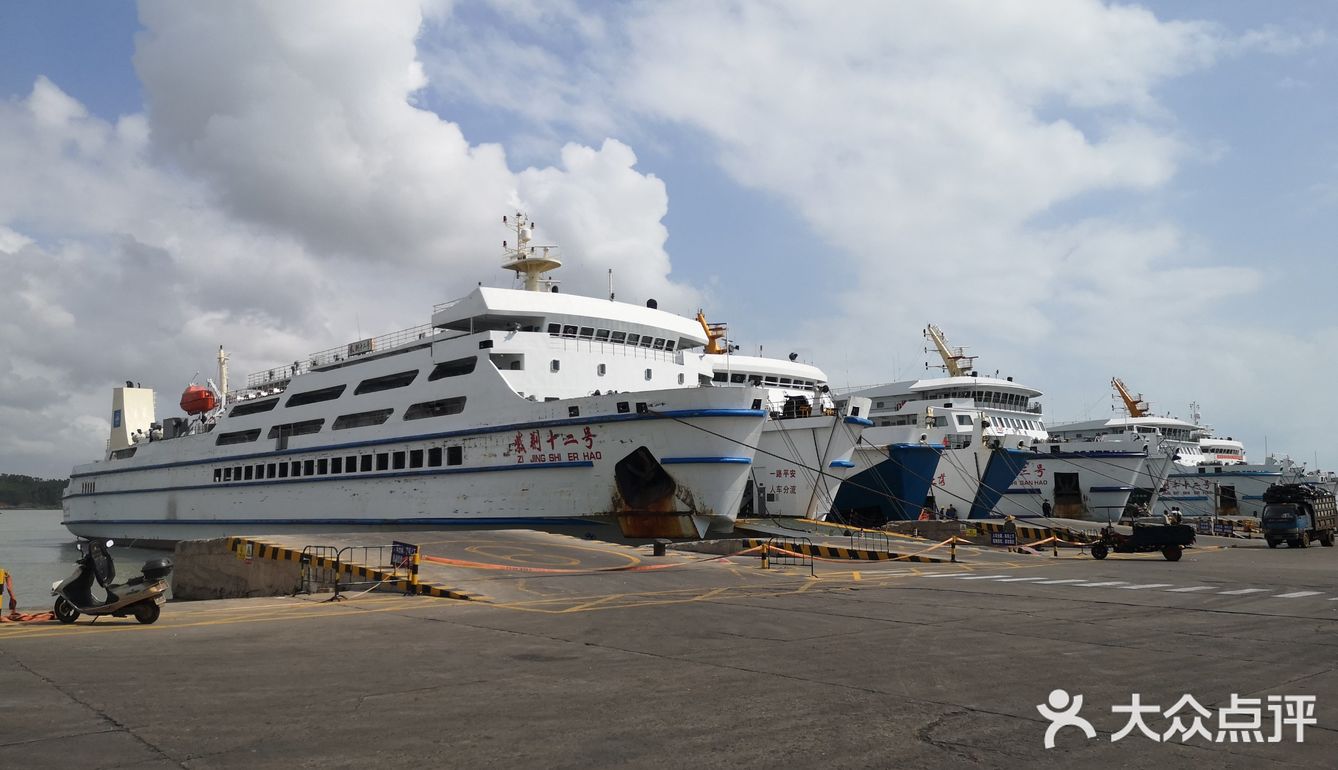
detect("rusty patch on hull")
[616,512,703,539]
[609,446,713,538]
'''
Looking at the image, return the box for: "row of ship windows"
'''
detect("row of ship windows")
[216,397,466,446]
[874,414,1043,431]
[213,446,464,483]
[547,324,677,351]
[228,357,478,418]
[552,360,686,384]
[711,371,817,388]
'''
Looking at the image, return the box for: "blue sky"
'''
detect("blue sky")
[1,1,1336,478]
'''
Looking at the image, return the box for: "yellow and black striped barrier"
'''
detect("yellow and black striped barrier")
[226,537,484,601]
[739,538,950,563]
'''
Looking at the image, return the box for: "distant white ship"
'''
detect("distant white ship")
[1048,391,1293,518]
[841,329,1172,522]
[65,214,869,545]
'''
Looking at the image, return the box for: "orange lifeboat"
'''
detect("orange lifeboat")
[180,385,217,415]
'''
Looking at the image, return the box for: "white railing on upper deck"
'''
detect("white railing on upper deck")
[233,322,441,395]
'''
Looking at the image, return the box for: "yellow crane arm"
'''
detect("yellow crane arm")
[925,323,966,377]
[696,310,728,355]
[1111,377,1148,417]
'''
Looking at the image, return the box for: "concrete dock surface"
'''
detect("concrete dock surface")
[3,529,1336,767]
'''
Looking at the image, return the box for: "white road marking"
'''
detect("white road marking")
[1165,586,1215,593]
[1218,588,1269,595]
[955,574,1014,580]
[1120,583,1174,590]
[1035,579,1087,585]
[920,573,973,578]
[1071,581,1128,587]
[1274,591,1323,599]
[993,577,1046,582]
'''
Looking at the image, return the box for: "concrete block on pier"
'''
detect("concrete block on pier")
[171,538,301,600]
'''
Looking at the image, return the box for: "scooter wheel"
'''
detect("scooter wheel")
[132,602,160,625]
[54,597,80,624]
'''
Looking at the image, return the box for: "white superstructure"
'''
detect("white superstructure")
[64,214,785,544]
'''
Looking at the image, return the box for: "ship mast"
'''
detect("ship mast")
[924,324,976,377]
[501,212,562,292]
[1111,377,1148,418]
[217,345,229,409]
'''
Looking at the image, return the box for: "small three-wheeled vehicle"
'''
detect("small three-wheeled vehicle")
[1090,521,1196,562]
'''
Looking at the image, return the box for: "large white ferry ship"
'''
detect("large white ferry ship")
[840,328,1171,522]
[64,214,863,545]
[1049,394,1293,518]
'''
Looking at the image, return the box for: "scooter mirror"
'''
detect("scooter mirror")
[106,539,115,548]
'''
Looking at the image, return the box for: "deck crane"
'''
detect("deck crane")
[1111,377,1149,418]
[924,324,977,378]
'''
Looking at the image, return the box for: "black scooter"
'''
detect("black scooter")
[51,539,173,624]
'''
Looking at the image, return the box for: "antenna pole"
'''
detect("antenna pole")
[608,268,614,301]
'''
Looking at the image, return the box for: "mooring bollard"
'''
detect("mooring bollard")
[950,538,956,563]
[652,539,669,557]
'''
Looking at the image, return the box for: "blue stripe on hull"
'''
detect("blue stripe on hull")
[661,456,751,465]
[64,516,605,527]
[64,460,594,500]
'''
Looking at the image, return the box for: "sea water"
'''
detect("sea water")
[0,510,168,611]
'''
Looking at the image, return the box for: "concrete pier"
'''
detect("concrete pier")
[3,530,1336,766]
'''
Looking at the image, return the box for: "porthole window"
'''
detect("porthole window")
[597,363,606,376]
[644,368,652,381]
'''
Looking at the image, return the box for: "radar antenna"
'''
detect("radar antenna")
[924,324,976,377]
[501,212,562,292]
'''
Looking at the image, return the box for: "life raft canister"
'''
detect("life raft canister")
[180,385,217,415]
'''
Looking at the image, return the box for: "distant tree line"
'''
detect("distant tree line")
[0,474,66,509]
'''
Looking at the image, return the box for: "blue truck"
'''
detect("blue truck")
[1261,483,1337,549]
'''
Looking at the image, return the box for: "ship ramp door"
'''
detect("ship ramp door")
[1052,472,1083,519]
[1217,485,1240,516]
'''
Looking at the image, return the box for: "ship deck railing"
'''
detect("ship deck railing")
[234,322,442,395]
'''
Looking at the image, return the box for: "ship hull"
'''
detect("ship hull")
[750,403,871,519]
[64,387,766,545]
